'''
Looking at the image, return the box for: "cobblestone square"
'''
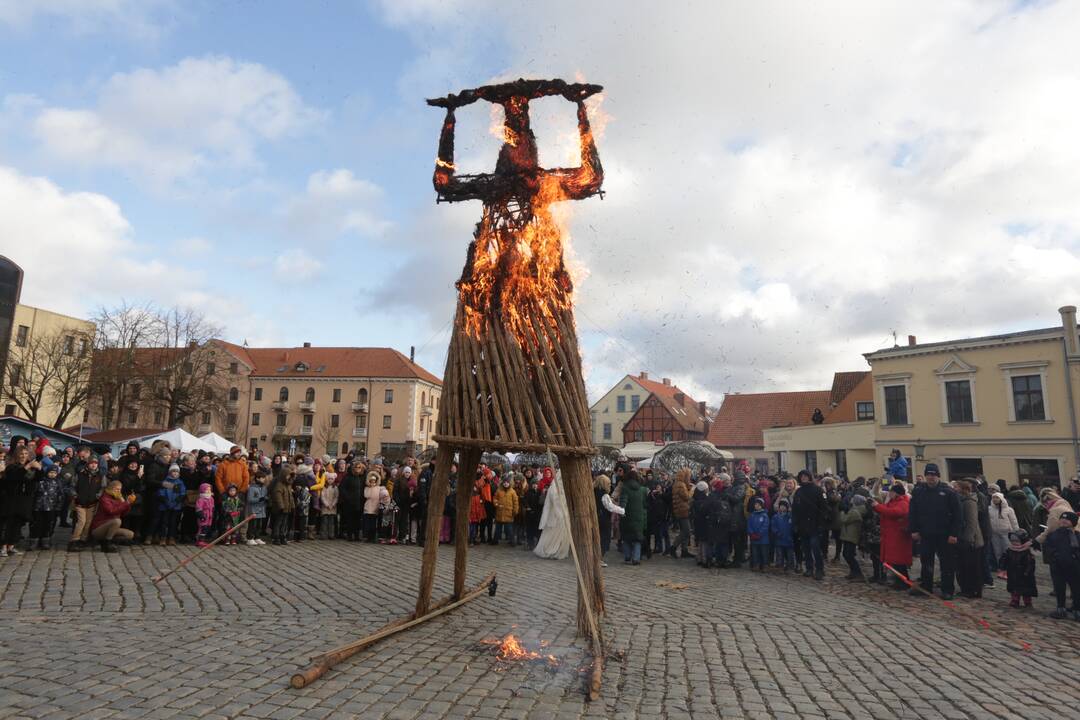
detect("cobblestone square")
[0,541,1078,719]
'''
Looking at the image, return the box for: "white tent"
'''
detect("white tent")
[139,428,215,453]
[199,432,242,454]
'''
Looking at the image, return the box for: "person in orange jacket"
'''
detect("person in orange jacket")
[214,446,251,496]
[469,476,487,546]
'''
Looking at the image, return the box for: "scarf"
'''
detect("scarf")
[1009,541,1032,553]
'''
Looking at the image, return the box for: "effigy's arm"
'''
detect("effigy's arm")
[431,106,494,202]
[544,100,604,200]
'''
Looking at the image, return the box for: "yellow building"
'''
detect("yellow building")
[863,307,1080,488]
[2,303,96,428]
[589,372,686,446]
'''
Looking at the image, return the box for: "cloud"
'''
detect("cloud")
[274,248,323,281]
[283,169,393,242]
[366,0,1080,403]
[174,236,212,255]
[0,0,178,40]
[31,55,323,185]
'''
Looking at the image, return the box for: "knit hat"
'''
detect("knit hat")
[168,463,180,474]
[923,463,940,476]
[260,455,271,468]
[42,445,56,457]
[695,481,708,492]
[851,495,867,507]
[297,464,314,477]
[750,497,764,510]
[890,483,906,496]
[46,464,59,475]
[718,472,731,483]
[1061,511,1079,527]
[321,454,332,465]
[402,466,413,477]
[711,478,725,491]
[778,498,790,508]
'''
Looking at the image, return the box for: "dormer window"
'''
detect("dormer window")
[295,362,308,372]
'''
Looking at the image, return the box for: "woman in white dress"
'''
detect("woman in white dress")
[533,472,572,560]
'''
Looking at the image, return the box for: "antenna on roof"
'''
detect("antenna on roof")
[891,331,898,348]
[243,338,249,347]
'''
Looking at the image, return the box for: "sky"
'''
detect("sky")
[2,0,1079,406]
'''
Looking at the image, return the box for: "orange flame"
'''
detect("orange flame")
[481,634,559,667]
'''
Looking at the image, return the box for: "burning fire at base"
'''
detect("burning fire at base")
[480,634,559,670]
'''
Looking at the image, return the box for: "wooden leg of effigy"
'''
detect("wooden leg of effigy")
[416,444,455,615]
[454,447,482,598]
[559,454,606,635]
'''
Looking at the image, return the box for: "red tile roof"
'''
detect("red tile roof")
[823,373,873,424]
[214,341,441,385]
[632,374,709,433]
[707,390,832,449]
[828,371,869,406]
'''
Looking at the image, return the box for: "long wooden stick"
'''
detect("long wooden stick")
[150,514,255,584]
[547,448,604,701]
[291,572,496,689]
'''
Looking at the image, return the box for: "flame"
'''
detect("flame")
[481,634,559,667]
[436,157,456,170]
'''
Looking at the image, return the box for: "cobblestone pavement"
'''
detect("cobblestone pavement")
[0,539,1078,720]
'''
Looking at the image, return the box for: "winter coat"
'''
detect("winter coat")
[726,482,749,531]
[1022,485,1038,509]
[839,504,865,544]
[671,476,692,519]
[1042,527,1080,569]
[988,498,1019,536]
[468,494,486,523]
[887,455,909,480]
[747,509,770,545]
[791,483,828,537]
[1037,498,1074,546]
[1006,489,1033,532]
[89,492,130,531]
[195,493,214,529]
[339,471,365,512]
[34,472,66,513]
[222,495,244,526]
[909,482,961,538]
[827,493,843,533]
[692,489,710,539]
[524,486,542,527]
[771,512,795,548]
[618,477,647,543]
[119,469,144,516]
[142,459,168,509]
[320,484,339,515]
[364,485,388,515]
[0,464,37,521]
[157,476,187,512]
[214,457,250,496]
[247,482,268,519]
[860,501,882,548]
[704,492,731,545]
[1000,546,1038,597]
[493,487,520,523]
[874,495,912,565]
[646,489,668,527]
[958,495,983,548]
[293,484,311,514]
[268,479,295,514]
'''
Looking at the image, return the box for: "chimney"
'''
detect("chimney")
[639,371,648,380]
[662,377,671,386]
[698,400,707,414]
[674,392,685,406]
[1061,306,1080,358]
[907,335,917,347]
[302,342,311,348]
[410,345,415,363]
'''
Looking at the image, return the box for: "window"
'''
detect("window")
[631,395,641,411]
[330,414,339,428]
[332,388,341,402]
[945,458,983,480]
[78,338,88,356]
[203,387,213,401]
[805,451,818,475]
[14,325,28,347]
[254,387,263,401]
[206,362,216,376]
[355,414,368,429]
[278,387,289,402]
[602,423,612,440]
[229,362,239,374]
[856,402,874,421]
[228,386,239,401]
[153,410,164,426]
[662,431,673,442]
[251,412,261,426]
[127,409,138,425]
[305,387,315,402]
[303,414,313,428]
[421,391,426,406]
[634,430,644,441]
[326,441,339,457]
[616,395,626,413]
[201,411,211,424]
[755,459,770,475]
[623,383,632,390]
[1017,459,1060,491]
[358,388,368,403]
[884,385,908,425]
[9,363,21,385]
[1011,375,1045,421]
[382,415,392,429]
[63,336,74,355]
[276,413,287,427]
[226,412,237,426]
[131,384,142,400]
[4,404,14,415]
[945,380,973,423]
[835,449,847,478]
[384,388,393,404]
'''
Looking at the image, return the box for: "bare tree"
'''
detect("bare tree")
[3,331,59,423]
[316,415,341,456]
[48,328,95,429]
[90,301,159,430]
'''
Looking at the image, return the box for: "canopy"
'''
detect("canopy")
[139,428,215,453]
[199,432,243,454]
[650,440,734,477]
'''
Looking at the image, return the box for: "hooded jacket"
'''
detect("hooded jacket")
[618,476,647,543]
[671,471,692,519]
[214,456,250,495]
[247,480,269,519]
[747,505,770,545]
[791,483,828,537]
[89,488,130,531]
[269,478,295,514]
[493,485,519,523]
[874,494,912,565]
[1006,488,1034,532]
[771,510,794,548]
[988,494,1019,536]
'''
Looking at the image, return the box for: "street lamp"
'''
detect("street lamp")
[913,441,925,461]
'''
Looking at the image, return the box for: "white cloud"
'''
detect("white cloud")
[174,236,212,255]
[0,0,177,40]
[31,55,323,185]
[274,248,322,281]
[367,0,1080,402]
[283,169,393,241]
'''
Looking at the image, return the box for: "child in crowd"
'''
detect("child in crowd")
[772,499,795,572]
[363,472,388,543]
[406,478,423,545]
[268,466,295,545]
[222,484,244,545]
[32,464,65,550]
[293,466,313,543]
[156,463,186,546]
[493,478,519,546]
[747,497,770,571]
[1000,529,1037,608]
[320,473,339,540]
[469,477,487,546]
[1043,510,1080,620]
[246,470,268,545]
[195,483,215,548]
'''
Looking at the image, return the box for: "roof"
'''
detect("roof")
[631,375,709,433]
[828,371,869,407]
[0,415,85,444]
[81,427,166,443]
[707,390,832,449]
[214,341,441,385]
[823,374,873,424]
[863,325,1069,360]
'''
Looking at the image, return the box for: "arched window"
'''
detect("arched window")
[279,387,289,402]
[305,387,315,402]
[229,387,239,401]
[357,388,368,403]
[421,391,426,406]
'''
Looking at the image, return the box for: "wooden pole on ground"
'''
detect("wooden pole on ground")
[415,444,456,615]
[150,514,255,584]
[454,447,482,598]
[291,572,496,689]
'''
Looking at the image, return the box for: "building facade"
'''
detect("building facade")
[621,389,709,444]
[589,372,655,446]
[863,307,1080,489]
[589,371,707,447]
